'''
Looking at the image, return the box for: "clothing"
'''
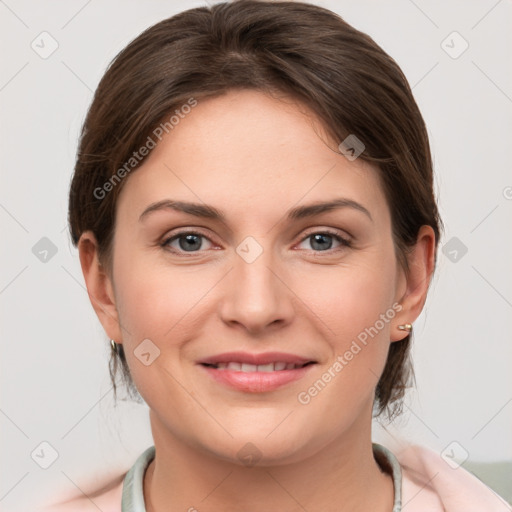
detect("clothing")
[121,445,155,512]
[41,441,511,511]
[121,443,403,512]
[394,442,512,511]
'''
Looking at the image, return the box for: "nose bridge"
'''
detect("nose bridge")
[220,235,293,332]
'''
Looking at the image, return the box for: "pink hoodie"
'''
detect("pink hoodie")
[397,443,511,511]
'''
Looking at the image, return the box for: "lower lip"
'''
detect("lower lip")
[199,364,316,393]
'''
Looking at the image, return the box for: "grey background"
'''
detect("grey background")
[1,0,511,510]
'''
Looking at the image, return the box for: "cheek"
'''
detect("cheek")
[112,254,222,400]
[111,258,203,405]
[113,247,205,339]
[292,253,397,402]
[296,254,397,341]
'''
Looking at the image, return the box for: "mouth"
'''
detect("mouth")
[200,361,316,372]
[197,356,317,393]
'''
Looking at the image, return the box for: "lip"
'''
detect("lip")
[198,351,315,366]
[198,363,316,393]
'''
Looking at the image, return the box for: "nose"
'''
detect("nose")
[218,244,295,335]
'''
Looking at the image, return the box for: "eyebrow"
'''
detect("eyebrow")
[138,197,373,223]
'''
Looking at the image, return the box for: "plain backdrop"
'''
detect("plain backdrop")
[1,0,511,510]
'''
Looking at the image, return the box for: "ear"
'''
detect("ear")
[391,225,436,342]
[78,231,123,344]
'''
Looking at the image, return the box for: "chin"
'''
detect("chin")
[199,430,315,468]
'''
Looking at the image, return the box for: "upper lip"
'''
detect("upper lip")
[198,351,316,366]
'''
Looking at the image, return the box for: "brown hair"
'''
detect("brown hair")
[68,0,443,420]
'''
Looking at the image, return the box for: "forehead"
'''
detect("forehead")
[116,89,389,226]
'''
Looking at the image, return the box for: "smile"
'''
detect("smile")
[201,361,313,372]
[198,361,316,393]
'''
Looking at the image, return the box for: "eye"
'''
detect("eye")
[161,231,215,254]
[296,230,352,252]
[161,228,352,256]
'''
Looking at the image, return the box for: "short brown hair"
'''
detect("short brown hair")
[68,0,443,420]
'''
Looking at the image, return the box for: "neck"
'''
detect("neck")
[143,408,394,512]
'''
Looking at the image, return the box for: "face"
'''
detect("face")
[106,89,408,464]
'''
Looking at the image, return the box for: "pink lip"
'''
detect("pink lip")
[199,363,315,393]
[198,351,315,366]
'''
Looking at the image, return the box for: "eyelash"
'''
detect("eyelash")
[160,228,352,256]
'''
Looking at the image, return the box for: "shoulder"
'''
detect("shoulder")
[37,473,125,512]
[395,443,512,512]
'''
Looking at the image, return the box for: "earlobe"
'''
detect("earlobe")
[78,231,123,343]
[391,225,436,342]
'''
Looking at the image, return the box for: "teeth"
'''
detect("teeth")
[257,363,275,372]
[212,362,306,372]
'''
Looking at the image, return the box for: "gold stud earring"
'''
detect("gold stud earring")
[110,339,118,354]
[397,323,412,332]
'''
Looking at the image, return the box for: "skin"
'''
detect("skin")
[79,89,436,512]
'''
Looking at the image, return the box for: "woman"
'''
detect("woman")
[46,1,510,510]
